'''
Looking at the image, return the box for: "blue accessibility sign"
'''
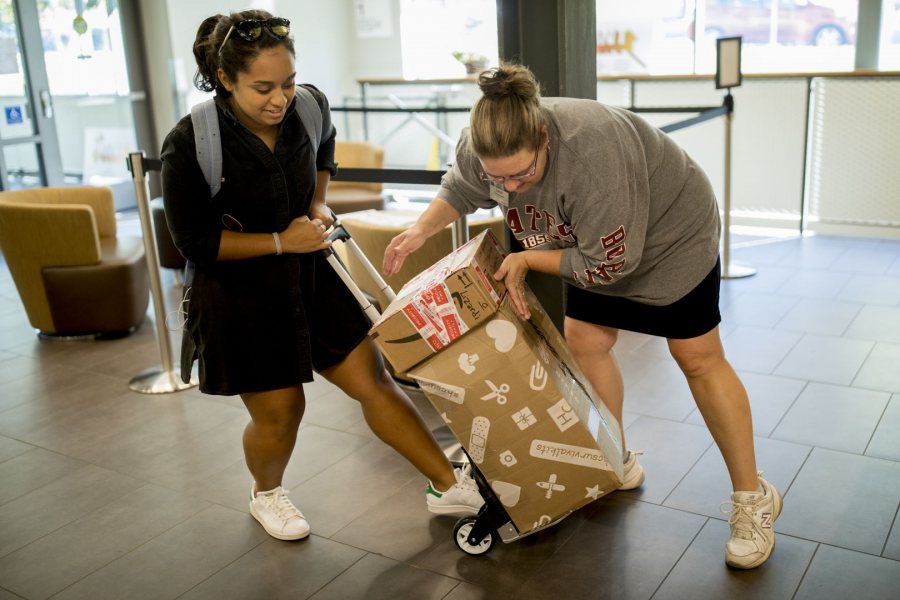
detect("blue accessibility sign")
[4,106,23,125]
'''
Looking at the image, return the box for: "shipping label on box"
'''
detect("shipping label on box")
[369,230,507,373]
[410,291,624,535]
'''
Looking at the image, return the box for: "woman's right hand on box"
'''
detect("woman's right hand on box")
[383,227,427,276]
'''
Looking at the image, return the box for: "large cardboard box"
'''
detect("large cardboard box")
[409,288,624,535]
[369,230,507,374]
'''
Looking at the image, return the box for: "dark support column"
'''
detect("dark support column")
[496,0,597,331]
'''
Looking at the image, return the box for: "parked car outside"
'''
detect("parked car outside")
[699,0,856,46]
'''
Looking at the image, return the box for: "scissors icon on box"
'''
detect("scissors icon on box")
[480,380,509,405]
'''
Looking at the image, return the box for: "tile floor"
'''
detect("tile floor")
[0,225,899,599]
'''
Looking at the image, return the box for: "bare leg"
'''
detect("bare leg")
[321,338,456,491]
[668,326,758,491]
[240,387,305,492]
[564,317,626,454]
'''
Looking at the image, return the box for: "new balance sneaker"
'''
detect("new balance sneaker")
[249,485,310,541]
[618,450,645,490]
[426,464,485,516]
[723,476,782,569]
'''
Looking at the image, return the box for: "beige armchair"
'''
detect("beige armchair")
[0,186,149,337]
[327,141,387,214]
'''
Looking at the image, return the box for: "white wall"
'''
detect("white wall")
[143,0,373,147]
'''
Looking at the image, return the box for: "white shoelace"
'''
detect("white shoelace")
[454,464,480,493]
[260,489,304,521]
[721,499,763,541]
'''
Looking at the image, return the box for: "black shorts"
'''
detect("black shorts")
[565,258,722,339]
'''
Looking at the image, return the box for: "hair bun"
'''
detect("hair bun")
[477,63,541,102]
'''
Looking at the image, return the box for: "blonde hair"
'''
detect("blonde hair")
[470,63,544,158]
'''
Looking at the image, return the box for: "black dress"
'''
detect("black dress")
[160,86,370,396]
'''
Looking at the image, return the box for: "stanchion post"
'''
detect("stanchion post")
[127,151,198,394]
[451,213,469,250]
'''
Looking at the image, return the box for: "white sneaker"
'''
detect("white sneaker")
[618,450,645,490]
[425,464,485,516]
[249,485,310,541]
[723,475,782,569]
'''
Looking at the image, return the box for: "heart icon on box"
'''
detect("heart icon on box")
[485,319,517,352]
[490,480,521,507]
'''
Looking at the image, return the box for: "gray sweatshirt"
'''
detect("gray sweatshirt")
[440,97,721,306]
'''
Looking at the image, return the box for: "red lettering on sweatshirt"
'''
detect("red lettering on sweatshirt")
[505,204,576,248]
[579,225,627,285]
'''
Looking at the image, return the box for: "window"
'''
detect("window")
[598,0,861,75]
[880,1,900,69]
[399,0,498,79]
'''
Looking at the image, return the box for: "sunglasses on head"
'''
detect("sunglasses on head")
[218,18,291,55]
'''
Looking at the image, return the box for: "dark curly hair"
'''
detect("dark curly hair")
[192,10,295,96]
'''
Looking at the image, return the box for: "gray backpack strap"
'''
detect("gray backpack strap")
[294,85,329,156]
[190,98,223,197]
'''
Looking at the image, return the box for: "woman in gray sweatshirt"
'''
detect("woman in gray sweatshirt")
[383,63,781,570]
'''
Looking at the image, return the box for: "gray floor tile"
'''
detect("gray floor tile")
[0,587,25,600]
[515,496,706,600]
[853,342,900,394]
[776,269,852,299]
[179,536,366,600]
[308,553,458,600]
[721,263,794,293]
[184,424,372,512]
[0,485,207,599]
[845,305,900,344]
[771,382,891,453]
[303,386,366,431]
[837,273,900,306]
[721,326,802,374]
[794,544,900,600]
[442,582,493,600]
[619,416,713,504]
[331,479,450,562]
[684,371,806,437]
[866,395,900,461]
[411,504,588,590]
[777,448,900,554]
[0,448,86,507]
[653,518,816,600]
[0,436,32,464]
[885,505,900,561]
[773,334,873,385]
[289,439,420,538]
[50,505,267,600]
[664,436,811,519]
[721,292,800,328]
[830,246,900,275]
[618,355,697,421]
[0,464,138,558]
[775,298,863,336]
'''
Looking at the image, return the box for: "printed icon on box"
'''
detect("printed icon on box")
[457,352,479,374]
[537,473,566,499]
[547,398,580,432]
[512,407,537,430]
[532,514,552,529]
[499,450,517,467]
[480,380,509,405]
[469,416,490,464]
[585,484,606,500]
[490,480,521,507]
[485,319,517,352]
[529,361,548,391]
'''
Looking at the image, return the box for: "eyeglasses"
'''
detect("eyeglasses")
[218,18,291,55]
[478,142,546,185]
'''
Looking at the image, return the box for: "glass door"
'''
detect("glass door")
[37,0,139,205]
[0,0,64,189]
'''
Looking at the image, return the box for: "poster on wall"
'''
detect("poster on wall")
[355,0,393,38]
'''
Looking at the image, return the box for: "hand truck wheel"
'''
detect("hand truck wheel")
[453,517,494,556]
